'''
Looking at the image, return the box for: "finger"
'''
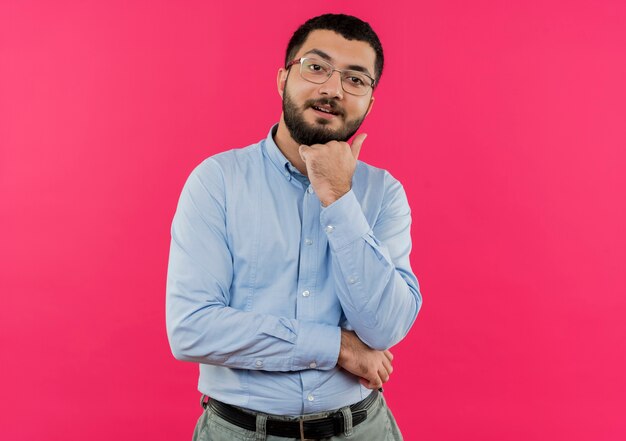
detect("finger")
[364,379,382,390]
[371,371,383,389]
[382,357,393,376]
[362,370,382,389]
[350,133,367,160]
[359,378,379,390]
[298,145,309,163]
[379,364,390,383]
[384,350,394,362]
[379,370,388,383]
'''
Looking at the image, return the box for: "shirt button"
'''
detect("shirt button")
[309,362,317,369]
[307,187,314,194]
[307,394,315,402]
[302,290,310,297]
[348,277,358,284]
[255,360,263,367]
[324,225,334,234]
[304,239,313,245]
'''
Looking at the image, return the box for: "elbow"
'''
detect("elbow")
[167,318,227,364]
[358,328,405,351]
[166,297,230,364]
[365,339,391,352]
[170,346,190,362]
[359,293,422,350]
[167,325,194,362]
[166,320,204,362]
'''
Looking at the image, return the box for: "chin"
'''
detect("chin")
[313,118,335,127]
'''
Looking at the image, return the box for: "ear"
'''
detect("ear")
[365,95,375,116]
[277,68,288,98]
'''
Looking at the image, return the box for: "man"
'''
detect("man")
[166,14,422,440]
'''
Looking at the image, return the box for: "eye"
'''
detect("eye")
[304,60,329,75]
[346,76,366,86]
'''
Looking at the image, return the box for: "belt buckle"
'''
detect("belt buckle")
[298,412,332,441]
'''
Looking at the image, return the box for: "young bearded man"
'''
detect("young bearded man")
[166,13,422,441]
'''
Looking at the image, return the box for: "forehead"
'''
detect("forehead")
[295,29,376,75]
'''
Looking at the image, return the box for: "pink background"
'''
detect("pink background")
[1,1,625,439]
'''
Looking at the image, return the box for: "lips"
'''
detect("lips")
[307,99,344,121]
[311,104,339,116]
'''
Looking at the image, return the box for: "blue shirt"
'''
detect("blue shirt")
[166,125,422,415]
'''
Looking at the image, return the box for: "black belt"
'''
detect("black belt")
[206,391,378,439]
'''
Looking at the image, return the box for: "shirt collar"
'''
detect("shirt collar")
[263,124,307,183]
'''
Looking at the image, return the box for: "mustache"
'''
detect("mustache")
[304,98,344,116]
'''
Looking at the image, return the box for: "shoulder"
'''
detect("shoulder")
[355,160,405,196]
[176,140,264,204]
[190,141,264,184]
[356,160,398,182]
[354,160,410,217]
[197,141,262,172]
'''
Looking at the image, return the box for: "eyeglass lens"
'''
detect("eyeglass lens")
[300,58,372,96]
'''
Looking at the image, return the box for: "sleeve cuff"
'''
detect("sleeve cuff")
[293,322,341,371]
[320,190,371,250]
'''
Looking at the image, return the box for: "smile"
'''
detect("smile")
[312,105,337,114]
[310,105,341,119]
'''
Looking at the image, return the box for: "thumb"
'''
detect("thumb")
[298,144,308,162]
[350,133,367,160]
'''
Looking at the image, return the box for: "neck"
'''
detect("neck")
[274,114,308,176]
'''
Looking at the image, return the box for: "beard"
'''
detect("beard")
[282,84,367,146]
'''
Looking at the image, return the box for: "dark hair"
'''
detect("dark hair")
[285,14,384,84]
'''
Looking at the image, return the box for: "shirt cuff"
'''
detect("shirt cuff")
[320,190,371,250]
[293,322,341,371]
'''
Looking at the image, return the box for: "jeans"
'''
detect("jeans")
[192,392,403,441]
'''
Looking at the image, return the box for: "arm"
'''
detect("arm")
[166,159,340,371]
[321,178,421,350]
[339,329,394,390]
[300,136,422,350]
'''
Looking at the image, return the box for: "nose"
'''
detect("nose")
[318,70,343,99]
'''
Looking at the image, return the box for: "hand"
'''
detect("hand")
[298,133,367,206]
[337,329,394,390]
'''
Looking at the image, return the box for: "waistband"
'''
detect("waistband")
[204,391,379,439]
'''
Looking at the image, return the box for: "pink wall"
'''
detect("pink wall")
[1,1,625,439]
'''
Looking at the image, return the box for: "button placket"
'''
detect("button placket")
[298,186,323,412]
[296,187,320,321]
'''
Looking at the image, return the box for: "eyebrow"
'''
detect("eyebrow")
[302,49,373,78]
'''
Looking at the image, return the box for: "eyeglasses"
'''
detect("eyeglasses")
[285,57,375,96]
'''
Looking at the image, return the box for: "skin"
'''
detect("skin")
[339,330,394,390]
[274,30,393,389]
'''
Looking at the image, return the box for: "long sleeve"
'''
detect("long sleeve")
[166,159,341,371]
[320,172,422,350]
